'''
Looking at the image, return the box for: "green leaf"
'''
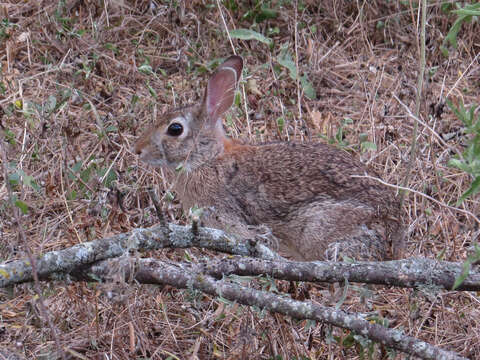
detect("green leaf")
[4,129,16,145]
[448,158,471,173]
[452,244,480,290]
[267,26,280,36]
[104,42,119,54]
[234,92,241,107]
[80,166,93,184]
[255,8,278,23]
[138,63,154,76]
[440,45,449,58]
[105,125,118,133]
[229,28,273,47]
[361,141,377,152]
[71,160,83,174]
[300,74,316,100]
[445,17,464,48]
[146,82,158,100]
[23,174,40,192]
[98,167,118,188]
[45,95,57,114]
[452,266,469,290]
[457,176,480,205]
[276,117,285,132]
[342,333,355,348]
[277,51,297,80]
[8,172,20,186]
[14,200,28,214]
[444,3,480,50]
[131,94,139,106]
[165,191,175,202]
[67,190,77,200]
[452,3,480,16]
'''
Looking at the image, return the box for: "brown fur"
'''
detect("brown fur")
[134,56,403,261]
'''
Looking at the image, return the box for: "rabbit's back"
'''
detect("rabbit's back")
[172,140,401,260]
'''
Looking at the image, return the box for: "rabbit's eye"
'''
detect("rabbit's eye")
[167,123,183,136]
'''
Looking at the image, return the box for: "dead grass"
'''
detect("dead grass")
[1,0,480,359]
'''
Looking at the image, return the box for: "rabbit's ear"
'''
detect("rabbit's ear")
[203,55,243,123]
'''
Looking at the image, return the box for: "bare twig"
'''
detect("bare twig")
[147,187,167,225]
[352,174,480,225]
[399,0,427,207]
[393,94,460,154]
[445,50,480,99]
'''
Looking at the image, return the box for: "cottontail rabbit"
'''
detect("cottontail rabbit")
[135,55,403,261]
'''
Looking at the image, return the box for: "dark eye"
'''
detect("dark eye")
[167,123,183,136]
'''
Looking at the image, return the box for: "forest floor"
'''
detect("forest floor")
[1,0,480,359]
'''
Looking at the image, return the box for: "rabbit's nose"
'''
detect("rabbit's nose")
[134,146,140,155]
[133,140,145,155]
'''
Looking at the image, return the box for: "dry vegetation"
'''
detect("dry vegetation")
[1,0,480,359]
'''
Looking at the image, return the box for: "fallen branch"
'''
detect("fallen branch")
[1,225,479,291]
[191,256,480,291]
[68,257,466,360]
[0,224,280,287]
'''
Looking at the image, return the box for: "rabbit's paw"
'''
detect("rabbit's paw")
[325,227,386,261]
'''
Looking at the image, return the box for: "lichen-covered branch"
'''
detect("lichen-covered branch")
[191,256,480,291]
[1,224,480,292]
[0,224,279,287]
[70,257,466,360]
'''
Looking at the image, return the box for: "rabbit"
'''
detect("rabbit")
[134,55,404,261]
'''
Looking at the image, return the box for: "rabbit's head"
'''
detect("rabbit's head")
[134,55,243,172]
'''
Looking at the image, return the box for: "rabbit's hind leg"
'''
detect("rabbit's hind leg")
[272,200,385,261]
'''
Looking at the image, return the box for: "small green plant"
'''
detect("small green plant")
[68,157,118,199]
[276,46,316,100]
[359,133,377,153]
[8,164,41,193]
[446,99,480,204]
[242,2,278,23]
[3,128,16,145]
[453,243,480,290]
[74,54,99,79]
[229,28,273,48]
[441,2,480,56]
[0,18,16,40]
[6,163,41,215]
[319,117,353,149]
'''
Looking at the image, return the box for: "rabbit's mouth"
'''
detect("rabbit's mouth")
[140,156,167,168]
[135,143,168,168]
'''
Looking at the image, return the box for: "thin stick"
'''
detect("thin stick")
[399,0,426,207]
[60,161,83,243]
[294,0,303,134]
[445,51,480,99]
[352,174,480,225]
[393,94,460,155]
